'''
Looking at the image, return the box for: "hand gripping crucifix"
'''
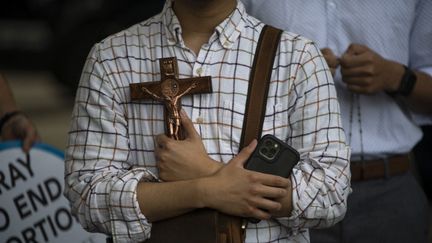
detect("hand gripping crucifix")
[130,57,212,140]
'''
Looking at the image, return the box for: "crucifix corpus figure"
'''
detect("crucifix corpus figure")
[130,57,212,140]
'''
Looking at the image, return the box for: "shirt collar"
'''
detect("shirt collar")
[161,0,245,49]
[215,1,245,49]
[161,0,182,45]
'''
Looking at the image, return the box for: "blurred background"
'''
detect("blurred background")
[1,0,164,149]
[1,1,431,241]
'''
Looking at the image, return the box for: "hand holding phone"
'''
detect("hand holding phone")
[244,134,300,223]
[245,134,299,177]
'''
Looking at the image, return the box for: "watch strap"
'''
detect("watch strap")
[388,65,417,96]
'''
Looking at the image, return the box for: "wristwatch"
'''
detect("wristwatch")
[387,65,417,96]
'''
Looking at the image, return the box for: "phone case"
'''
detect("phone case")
[245,134,300,178]
[244,134,300,223]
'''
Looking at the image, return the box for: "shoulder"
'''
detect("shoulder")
[279,30,317,53]
[92,13,163,60]
[259,27,321,65]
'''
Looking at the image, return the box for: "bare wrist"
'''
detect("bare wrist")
[208,159,223,175]
[195,177,213,209]
[385,62,405,93]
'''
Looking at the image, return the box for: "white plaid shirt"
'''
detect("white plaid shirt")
[65,1,351,242]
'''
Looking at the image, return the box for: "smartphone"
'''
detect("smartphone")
[244,134,300,223]
[245,134,299,177]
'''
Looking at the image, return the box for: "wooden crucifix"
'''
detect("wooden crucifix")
[130,57,212,140]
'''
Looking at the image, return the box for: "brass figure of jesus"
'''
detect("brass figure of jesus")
[141,79,197,140]
[129,57,212,140]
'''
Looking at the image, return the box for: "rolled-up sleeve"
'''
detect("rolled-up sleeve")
[275,40,351,231]
[64,44,157,242]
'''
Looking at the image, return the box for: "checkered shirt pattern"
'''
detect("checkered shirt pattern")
[64,1,351,242]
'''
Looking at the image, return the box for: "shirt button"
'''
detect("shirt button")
[223,41,230,48]
[196,67,203,76]
[196,117,204,124]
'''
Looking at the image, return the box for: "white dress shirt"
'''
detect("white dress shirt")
[243,0,432,160]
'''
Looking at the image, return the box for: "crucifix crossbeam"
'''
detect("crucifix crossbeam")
[130,57,212,140]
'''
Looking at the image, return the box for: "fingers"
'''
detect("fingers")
[340,52,369,68]
[180,109,200,140]
[321,48,339,69]
[340,44,373,69]
[252,197,283,214]
[155,134,171,150]
[342,76,371,86]
[252,172,291,188]
[1,115,39,153]
[320,47,334,56]
[230,139,257,167]
[250,183,289,199]
[245,188,288,219]
[22,129,38,153]
[341,65,374,78]
[344,43,368,55]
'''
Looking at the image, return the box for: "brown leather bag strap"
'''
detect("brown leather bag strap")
[220,25,282,243]
[143,25,283,243]
[240,25,283,149]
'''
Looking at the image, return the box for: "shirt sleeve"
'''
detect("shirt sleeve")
[408,0,432,126]
[64,43,158,242]
[409,0,432,74]
[274,37,351,231]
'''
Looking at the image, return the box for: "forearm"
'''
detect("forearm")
[0,74,18,115]
[382,61,432,113]
[137,179,205,222]
[275,152,350,230]
[65,158,165,242]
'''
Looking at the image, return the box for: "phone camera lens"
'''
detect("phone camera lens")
[264,140,273,147]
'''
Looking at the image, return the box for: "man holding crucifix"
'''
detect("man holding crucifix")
[64,0,351,242]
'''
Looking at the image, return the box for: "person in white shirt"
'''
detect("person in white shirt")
[243,0,431,242]
[64,0,351,242]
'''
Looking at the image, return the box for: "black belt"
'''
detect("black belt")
[350,154,411,182]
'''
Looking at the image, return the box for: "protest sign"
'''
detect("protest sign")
[0,141,105,243]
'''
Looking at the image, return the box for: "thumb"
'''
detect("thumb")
[344,43,368,55]
[321,48,340,68]
[22,134,32,153]
[180,109,200,140]
[341,44,361,67]
[22,129,39,154]
[230,139,257,167]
